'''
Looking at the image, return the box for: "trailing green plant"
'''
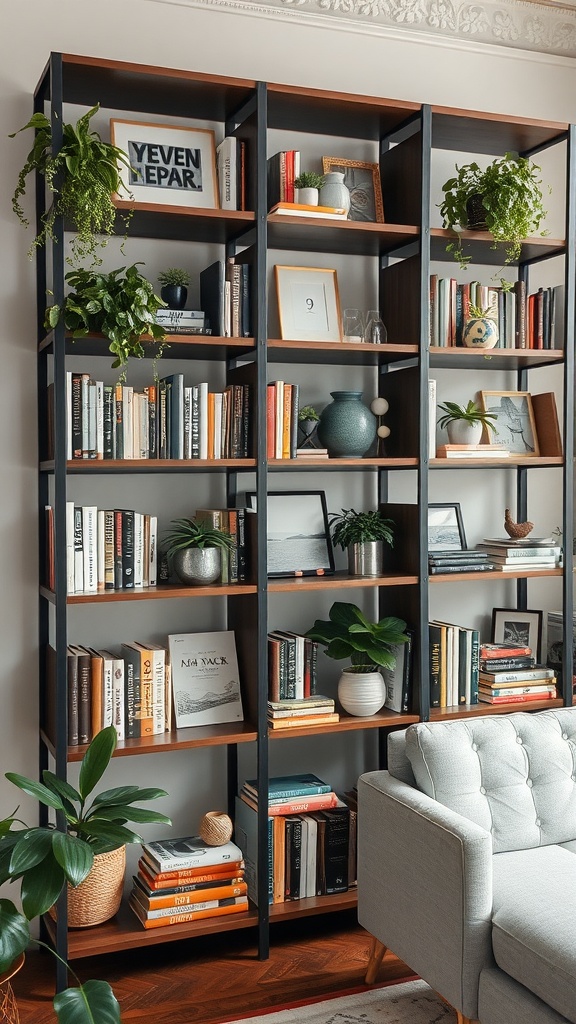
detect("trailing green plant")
[164,518,235,561]
[158,267,191,288]
[294,171,325,190]
[306,601,409,673]
[329,508,394,550]
[0,725,171,1024]
[10,104,134,266]
[437,400,497,433]
[45,264,166,369]
[439,152,548,269]
[298,405,320,422]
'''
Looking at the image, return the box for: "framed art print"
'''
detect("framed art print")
[479,391,540,456]
[428,503,467,552]
[491,608,543,661]
[110,119,219,209]
[321,157,385,223]
[248,490,335,577]
[275,266,342,343]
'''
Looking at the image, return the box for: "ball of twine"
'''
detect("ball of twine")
[199,810,234,846]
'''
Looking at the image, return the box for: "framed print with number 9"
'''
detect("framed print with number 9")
[275,266,342,342]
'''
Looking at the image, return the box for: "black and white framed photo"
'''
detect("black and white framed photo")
[322,157,385,223]
[110,119,219,209]
[479,391,540,456]
[428,503,467,552]
[275,266,342,342]
[491,608,543,660]
[248,491,334,577]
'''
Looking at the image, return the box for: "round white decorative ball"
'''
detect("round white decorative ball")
[377,424,391,439]
[199,811,234,846]
[370,397,389,416]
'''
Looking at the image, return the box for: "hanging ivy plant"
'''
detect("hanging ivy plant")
[10,104,134,265]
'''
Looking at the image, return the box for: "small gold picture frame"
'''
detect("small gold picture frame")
[322,157,385,223]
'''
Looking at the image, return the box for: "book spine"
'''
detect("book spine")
[73,506,84,593]
[138,646,155,738]
[135,882,247,909]
[114,383,124,459]
[323,810,349,894]
[470,629,480,704]
[130,899,247,929]
[242,793,338,815]
[82,506,98,593]
[123,652,139,740]
[139,860,244,884]
[75,648,91,745]
[121,510,135,589]
[67,649,79,746]
[103,385,114,459]
[114,510,123,590]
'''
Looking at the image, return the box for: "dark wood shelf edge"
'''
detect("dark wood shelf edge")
[40,724,258,760]
[40,583,258,604]
[429,568,563,582]
[269,712,418,738]
[430,698,564,720]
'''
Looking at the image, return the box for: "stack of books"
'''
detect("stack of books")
[269,202,347,221]
[155,308,206,334]
[129,836,248,929]
[267,696,338,730]
[475,537,562,572]
[428,550,494,575]
[295,447,329,460]
[435,444,510,459]
[478,643,557,704]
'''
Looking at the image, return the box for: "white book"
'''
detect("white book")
[111,653,125,740]
[81,374,90,457]
[122,386,133,459]
[148,515,158,587]
[132,390,140,461]
[184,387,192,460]
[133,896,248,920]
[66,501,75,593]
[95,381,104,460]
[139,393,149,459]
[167,631,244,729]
[428,379,436,459]
[98,650,115,728]
[301,813,317,898]
[224,279,232,337]
[97,509,105,590]
[73,506,84,593]
[213,392,223,460]
[199,382,209,460]
[87,380,97,458]
[142,835,244,873]
[216,136,237,210]
[133,512,144,588]
[82,506,98,593]
[274,382,284,459]
[66,371,72,461]
[504,291,516,349]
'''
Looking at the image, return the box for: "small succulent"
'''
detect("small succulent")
[294,172,325,190]
[298,405,320,422]
[437,400,497,433]
[164,518,234,559]
[158,268,191,287]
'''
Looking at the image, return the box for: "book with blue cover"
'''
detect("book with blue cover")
[243,773,331,801]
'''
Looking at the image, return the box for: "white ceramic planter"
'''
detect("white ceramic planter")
[295,187,319,206]
[446,420,483,445]
[337,669,387,717]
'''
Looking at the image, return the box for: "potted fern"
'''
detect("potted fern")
[164,518,234,585]
[439,152,547,269]
[329,508,394,577]
[437,400,498,445]
[158,268,191,309]
[294,171,325,206]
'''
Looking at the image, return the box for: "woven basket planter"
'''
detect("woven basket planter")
[0,953,24,1024]
[67,845,126,928]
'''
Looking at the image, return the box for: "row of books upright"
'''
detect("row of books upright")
[235,774,357,905]
[268,629,318,700]
[216,136,247,211]
[195,507,252,584]
[130,836,248,929]
[429,620,480,708]
[46,640,169,747]
[267,149,301,208]
[199,258,251,339]
[429,277,564,349]
[60,372,251,462]
[266,381,300,459]
[51,504,158,594]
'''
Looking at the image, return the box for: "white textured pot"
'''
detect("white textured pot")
[446,420,483,445]
[337,669,387,717]
[295,187,319,206]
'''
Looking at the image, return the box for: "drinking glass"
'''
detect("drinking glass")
[365,310,388,345]
[342,308,365,343]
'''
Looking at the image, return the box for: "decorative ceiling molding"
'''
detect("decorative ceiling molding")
[154,0,576,59]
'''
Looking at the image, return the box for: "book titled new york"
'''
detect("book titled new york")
[168,631,243,729]
[141,836,244,874]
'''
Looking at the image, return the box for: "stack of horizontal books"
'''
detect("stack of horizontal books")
[129,837,248,929]
[267,696,338,730]
[428,550,494,575]
[475,537,562,572]
[478,643,557,704]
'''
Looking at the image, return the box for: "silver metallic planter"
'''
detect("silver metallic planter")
[348,541,383,577]
[173,547,222,585]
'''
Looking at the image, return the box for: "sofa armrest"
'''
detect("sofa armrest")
[358,770,494,1019]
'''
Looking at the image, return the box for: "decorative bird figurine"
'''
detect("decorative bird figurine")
[504,508,534,539]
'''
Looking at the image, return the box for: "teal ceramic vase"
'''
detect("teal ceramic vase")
[318,391,377,458]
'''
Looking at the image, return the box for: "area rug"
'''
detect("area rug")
[220,979,454,1024]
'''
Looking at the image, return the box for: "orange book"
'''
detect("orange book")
[207,392,215,459]
[133,880,248,909]
[129,896,248,929]
[266,384,275,461]
[282,383,292,459]
[138,858,244,884]
[240,791,338,816]
[267,714,340,733]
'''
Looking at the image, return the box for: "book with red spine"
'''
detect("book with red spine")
[239,791,338,816]
[479,643,532,660]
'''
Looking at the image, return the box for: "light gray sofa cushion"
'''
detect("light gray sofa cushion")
[479,967,569,1024]
[491,844,576,1024]
[404,709,576,853]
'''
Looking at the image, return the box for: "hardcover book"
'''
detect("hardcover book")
[141,836,243,874]
[168,631,243,729]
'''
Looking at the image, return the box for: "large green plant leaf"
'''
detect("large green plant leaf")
[20,849,66,919]
[52,833,93,887]
[75,820,142,845]
[329,602,369,630]
[10,828,54,874]
[86,806,171,826]
[78,727,117,800]
[54,980,121,1024]
[0,900,29,973]
[92,786,168,806]
[5,773,64,811]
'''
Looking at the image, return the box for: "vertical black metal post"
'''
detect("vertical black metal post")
[515,262,530,612]
[561,126,576,704]
[418,106,432,722]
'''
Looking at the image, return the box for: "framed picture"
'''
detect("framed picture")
[247,491,335,577]
[491,608,543,661]
[479,391,540,456]
[321,157,385,223]
[109,119,219,209]
[275,266,342,343]
[428,503,467,552]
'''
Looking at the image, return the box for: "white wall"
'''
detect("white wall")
[0,0,574,870]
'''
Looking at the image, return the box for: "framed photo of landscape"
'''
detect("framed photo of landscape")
[110,119,219,209]
[428,503,467,552]
[479,391,540,456]
[275,266,342,342]
[321,157,385,222]
[247,490,335,577]
[491,607,543,661]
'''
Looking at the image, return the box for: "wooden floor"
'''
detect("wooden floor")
[13,910,414,1024]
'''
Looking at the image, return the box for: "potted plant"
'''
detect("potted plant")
[164,517,234,586]
[10,104,134,266]
[437,399,498,446]
[0,725,171,1023]
[158,268,191,310]
[306,602,409,716]
[461,303,499,349]
[45,264,166,370]
[329,508,395,577]
[294,172,325,207]
[297,405,320,448]
[439,152,547,269]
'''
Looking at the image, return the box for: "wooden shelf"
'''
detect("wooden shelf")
[269,571,418,592]
[431,456,563,469]
[269,709,419,739]
[429,568,563,583]
[267,339,418,366]
[39,330,255,360]
[267,217,419,257]
[40,458,257,474]
[269,457,418,472]
[112,202,255,244]
[431,105,568,155]
[430,698,564,720]
[429,346,565,371]
[430,228,565,265]
[41,722,257,761]
[267,82,419,139]
[269,890,358,920]
[40,583,257,604]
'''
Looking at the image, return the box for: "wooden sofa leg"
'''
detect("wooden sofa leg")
[365,938,387,984]
[456,1013,478,1024]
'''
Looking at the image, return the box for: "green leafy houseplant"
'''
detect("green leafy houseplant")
[10,104,134,265]
[306,602,409,673]
[45,264,166,369]
[439,152,547,268]
[164,517,235,558]
[437,400,497,434]
[298,405,320,422]
[294,172,325,190]
[329,508,394,549]
[0,725,171,1024]
[158,268,191,288]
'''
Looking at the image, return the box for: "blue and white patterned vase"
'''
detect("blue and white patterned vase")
[318,391,377,458]
[462,316,499,349]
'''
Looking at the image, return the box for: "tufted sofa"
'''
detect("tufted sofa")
[357,708,576,1024]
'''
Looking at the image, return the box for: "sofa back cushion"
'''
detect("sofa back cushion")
[405,708,576,852]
